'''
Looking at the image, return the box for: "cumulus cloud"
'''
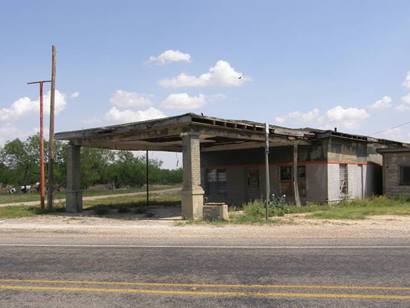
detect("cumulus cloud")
[370,96,392,109]
[274,108,324,128]
[148,49,191,65]
[396,93,410,111]
[375,127,410,143]
[0,124,31,145]
[286,108,321,123]
[274,116,286,124]
[71,91,80,98]
[159,60,249,88]
[326,106,369,128]
[105,106,165,124]
[161,93,206,109]
[0,90,66,122]
[83,89,167,127]
[403,72,410,89]
[110,90,153,109]
[274,106,369,130]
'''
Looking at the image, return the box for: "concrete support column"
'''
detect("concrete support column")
[181,132,204,220]
[66,143,82,213]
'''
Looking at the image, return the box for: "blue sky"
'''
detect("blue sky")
[1,0,410,168]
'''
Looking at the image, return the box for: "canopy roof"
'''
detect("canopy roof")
[56,113,405,152]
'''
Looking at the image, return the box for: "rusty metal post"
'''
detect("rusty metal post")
[39,82,45,209]
[28,80,51,209]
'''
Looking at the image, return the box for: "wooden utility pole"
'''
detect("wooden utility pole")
[27,80,51,209]
[47,45,56,209]
[293,142,301,207]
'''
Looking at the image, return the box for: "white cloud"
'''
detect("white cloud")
[148,49,191,65]
[403,72,410,89]
[274,106,369,130]
[159,60,249,88]
[397,70,410,110]
[274,108,323,127]
[287,108,321,123]
[326,106,369,128]
[105,106,165,124]
[71,91,80,98]
[375,127,410,143]
[0,90,66,122]
[274,116,286,124]
[0,125,28,145]
[397,93,410,111]
[110,90,153,109]
[84,89,166,127]
[162,93,206,109]
[0,124,48,145]
[370,96,392,109]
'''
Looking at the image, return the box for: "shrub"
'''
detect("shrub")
[233,199,289,224]
[117,206,131,213]
[134,207,147,214]
[94,206,109,215]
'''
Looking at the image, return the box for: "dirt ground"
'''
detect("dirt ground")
[0,187,180,207]
[1,207,410,241]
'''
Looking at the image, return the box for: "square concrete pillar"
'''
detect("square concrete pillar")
[181,132,204,220]
[66,143,82,213]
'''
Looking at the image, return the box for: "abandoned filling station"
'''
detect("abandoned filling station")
[56,113,409,220]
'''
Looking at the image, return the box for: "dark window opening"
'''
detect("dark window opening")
[280,166,306,198]
[280,166,305,181]
[247,169,260,201]
[400,166,410,185]
[206,169,227,195]
[247,169,260,188]
[280,166,292,181]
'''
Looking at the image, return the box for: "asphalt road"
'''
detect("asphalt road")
[0,231,410,307]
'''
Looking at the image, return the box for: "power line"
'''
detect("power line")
[372,121,410,135]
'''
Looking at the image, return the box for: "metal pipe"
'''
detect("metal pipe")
[27,80,51,209]
[146,150,149,207]
[265,123,270,222]
[39,82,45,209]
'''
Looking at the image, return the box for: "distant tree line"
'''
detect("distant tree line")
[0,135,182,190]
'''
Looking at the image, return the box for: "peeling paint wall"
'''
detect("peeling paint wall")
[201,139,384,206]
[306,163,328,203]
[201,144,328,205]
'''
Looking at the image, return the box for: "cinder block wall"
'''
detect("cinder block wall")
[327,164,340,202]
[383,152,410,197]
[326,139,383,202]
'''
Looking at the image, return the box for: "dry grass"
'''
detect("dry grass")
[0,192,180,219]
[287,196,410,219]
